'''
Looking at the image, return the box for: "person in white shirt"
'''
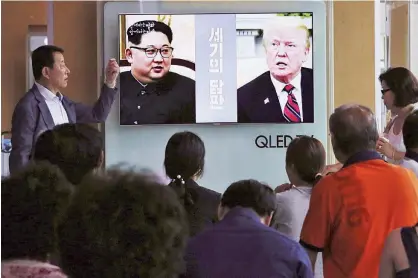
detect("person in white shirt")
[271,135,325,278]
[400,110,418,177]
[9,45,119,174]
[376,67,418,164]
[237,17,314,123]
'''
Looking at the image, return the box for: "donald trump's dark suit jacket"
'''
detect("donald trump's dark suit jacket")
[9,84,117,174]
[237,67,314,123]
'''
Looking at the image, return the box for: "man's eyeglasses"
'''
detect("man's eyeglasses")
[381,88,391,94]
[130,46,174,58]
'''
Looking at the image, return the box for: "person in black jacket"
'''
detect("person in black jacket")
[237,18,314,123]
[164,131,221,237]
[120,20,195,125]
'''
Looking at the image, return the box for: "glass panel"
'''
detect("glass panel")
[380,1,389,130]
[410,1,418,76]
[27,33,48,90]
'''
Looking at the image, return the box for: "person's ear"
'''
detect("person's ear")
[286,163,296,176]
[42,67,50,79]
[217,204,227,221]
[330,132,336,147]
[97,150,104,168]
[125,48,133,63]
[302,47,310,64]
[261,211,274,226]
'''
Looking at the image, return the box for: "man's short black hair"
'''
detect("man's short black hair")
[58,169,188,278]
[2,161,74,260]
[329,104,378,157]
[221,179,276,217]
[31,45,64,81]
[33,123,103,185]
[403,110,418,149]
[127,20,173,45]
[379,67,418,107]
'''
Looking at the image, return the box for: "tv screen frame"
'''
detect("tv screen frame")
[102,1,325,128]
[102,1,328,190]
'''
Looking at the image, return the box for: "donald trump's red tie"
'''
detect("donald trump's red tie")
[283,84,301,123]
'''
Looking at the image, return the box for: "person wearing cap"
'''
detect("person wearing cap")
[120,20,196,125]
[237,17,314,123]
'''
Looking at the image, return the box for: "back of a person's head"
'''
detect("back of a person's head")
[329,104,378,162]
[379,67,418,107]
[286,136,326,185]
[403,110,418,150]
[2,161,73,261]
[33,123,103,185]
[58,169,188,278]
[164,131,205,206]
[221,179,276,218]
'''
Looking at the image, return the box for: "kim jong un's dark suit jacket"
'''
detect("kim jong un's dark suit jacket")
[9,84,117,174]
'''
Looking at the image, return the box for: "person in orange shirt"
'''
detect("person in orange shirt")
[300,104,418,278]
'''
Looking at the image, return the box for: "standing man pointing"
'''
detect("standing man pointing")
[9,45,119,174]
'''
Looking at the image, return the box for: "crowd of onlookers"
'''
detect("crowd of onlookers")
[2,66,418,278]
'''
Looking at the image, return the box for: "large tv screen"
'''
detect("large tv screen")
[118,13,313,125]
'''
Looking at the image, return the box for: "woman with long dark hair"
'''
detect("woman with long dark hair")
[164,131,221,237]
